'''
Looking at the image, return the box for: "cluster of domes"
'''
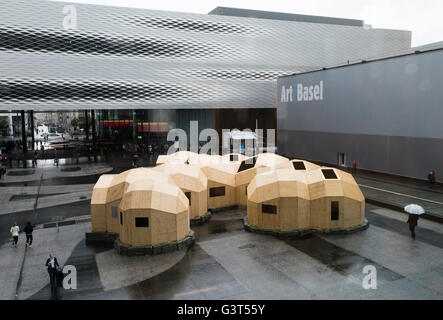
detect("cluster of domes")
[90,151,366,250]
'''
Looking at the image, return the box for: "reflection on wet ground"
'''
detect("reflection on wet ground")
[18,204,443,300]
[365,209,443,249]
[28,208,249,300]
[30,241,113,300]
[285,235,404,284]
[119,244,248,300]
[193,209,246,242]
[0,201,90,244]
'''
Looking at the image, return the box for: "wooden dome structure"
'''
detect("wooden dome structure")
[156,154,168,166]
[156,151,197,166]
[90,152,367,245]
[254,153,292,170]
[105,168,165,233]
[306,168,365,231]
[153,163,208,219]
[200,162,239,210]
[119,179,190,247]
[290,159,321,171]
[220,153,248,164]
[235,155,259,206]
[188,152,222,167]
[247,168,311,232]
[90,174,116,232]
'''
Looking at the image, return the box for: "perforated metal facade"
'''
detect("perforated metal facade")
[0,0,411,111]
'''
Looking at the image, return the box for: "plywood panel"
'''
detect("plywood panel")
[207,180,237,209]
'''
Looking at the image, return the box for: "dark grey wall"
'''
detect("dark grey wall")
[278,130,443,182]
[277,49,443,182]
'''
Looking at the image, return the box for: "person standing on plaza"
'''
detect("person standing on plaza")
[352,160,357,175]
[33,150,38,167]
[10,222,19,248]
[46,253,60,299]
[121,143,126,158]
[24,221,34,248]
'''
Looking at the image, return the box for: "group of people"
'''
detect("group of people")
[10,222,63,299]
[10,222,34,248]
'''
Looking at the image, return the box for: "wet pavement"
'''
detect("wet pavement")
[3,205,439,300]
[0,200,90,245]
[365,204,443,249]
[1,157,443,300]
[355,174,443,220]
[29,240,111,300]
[285,235,405,284]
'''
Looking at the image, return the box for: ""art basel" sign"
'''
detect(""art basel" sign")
[280,80,324,103]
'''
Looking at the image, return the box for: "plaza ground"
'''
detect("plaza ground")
[0,157,442,300]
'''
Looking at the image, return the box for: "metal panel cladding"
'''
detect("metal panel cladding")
[276,49,443,182]
[0,0,411,111]
[277,49,443,140]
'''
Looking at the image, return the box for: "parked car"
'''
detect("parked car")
[47,133,62,141]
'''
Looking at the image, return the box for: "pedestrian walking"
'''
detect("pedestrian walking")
[121,143,126,158]
[24,221,34,248]
[0,164,4,180]
[428,170,436,186]
[407,214,419,239]
[404,204,424,240]
[46,253,60,299]
[33,150,38,167]
[10,222,19,248]
[132,154,139,168]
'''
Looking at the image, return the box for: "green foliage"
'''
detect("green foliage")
[0,117,9,136]
[71,118,79,127]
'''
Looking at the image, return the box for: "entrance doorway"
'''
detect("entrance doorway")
[338,153,346,167]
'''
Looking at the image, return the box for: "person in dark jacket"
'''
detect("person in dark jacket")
[24,221,34,248]
[46,253,60,299]
[407,214,419,239]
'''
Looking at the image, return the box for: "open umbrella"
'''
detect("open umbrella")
[404,204,425,215]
